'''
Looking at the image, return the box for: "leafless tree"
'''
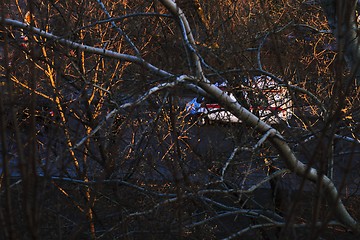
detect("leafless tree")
[1,0,360,239]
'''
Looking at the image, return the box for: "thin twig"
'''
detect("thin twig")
[95,0,141,56]
[253,129,277,150]
[71,76,190,150]
[220,146,239,181]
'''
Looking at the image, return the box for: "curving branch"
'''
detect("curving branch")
[159,0,360,233]
[0,17,172,78]
[158,0,207,81]
[1,1,359,232]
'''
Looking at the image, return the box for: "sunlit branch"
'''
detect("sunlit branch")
[8,74,53,101]
[0,18,172,78]
[1,1,359,233]
[75,12,172,33]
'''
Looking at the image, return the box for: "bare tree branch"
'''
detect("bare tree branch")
[159,0,360,232]
[0,17,172,77]
[321,0,360,81]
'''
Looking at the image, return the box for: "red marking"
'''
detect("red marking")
[206,103,221,109]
